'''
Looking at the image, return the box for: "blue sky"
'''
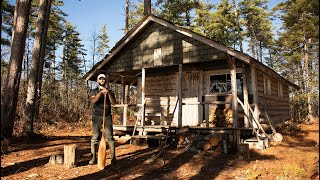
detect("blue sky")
[6,0,283,72]
[60,0,135,50]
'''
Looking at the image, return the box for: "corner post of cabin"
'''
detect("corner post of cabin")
[227,56,238,128]
[141,68,146,129]
[198,70,203,126]
[178,64,183,127]
[250,63,259,128]
[242,64,249,128]
[121,76,127,126]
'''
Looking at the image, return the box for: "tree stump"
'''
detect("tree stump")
[64,144,77,168]
[238,143,250,160]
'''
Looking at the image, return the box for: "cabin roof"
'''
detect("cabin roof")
[83,15,298,89]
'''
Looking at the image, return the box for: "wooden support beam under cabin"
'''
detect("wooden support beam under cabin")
[141,68,146,129]
[178,64,183,127]
[227,56,238,128]
[242,65,250,128]
[250,64,260,128]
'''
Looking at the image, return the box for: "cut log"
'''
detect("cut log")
[203,141,211,151]
[209,135,220,146]
[64,144,77,168]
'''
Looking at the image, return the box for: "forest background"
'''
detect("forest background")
[1,0,319,140]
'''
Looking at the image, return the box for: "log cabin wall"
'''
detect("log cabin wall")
[105,23,226,74]
[255,69,291,125]
[138,73,179,126]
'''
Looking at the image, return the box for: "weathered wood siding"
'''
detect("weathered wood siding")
[138,73,179,125]
[107,23,226,73]
[256,70,291,125]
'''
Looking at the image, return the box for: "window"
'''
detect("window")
[209,74,243,93]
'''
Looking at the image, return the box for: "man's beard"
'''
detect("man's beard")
[98,82,106,86]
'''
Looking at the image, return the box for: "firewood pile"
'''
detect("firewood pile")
[176,133,228,153]
[201,106,233,127]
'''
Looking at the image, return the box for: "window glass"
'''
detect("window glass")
[209,73,243,93]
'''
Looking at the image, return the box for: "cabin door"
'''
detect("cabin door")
[182,72,201,126]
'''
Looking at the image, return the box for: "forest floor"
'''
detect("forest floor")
[1,121,319,180]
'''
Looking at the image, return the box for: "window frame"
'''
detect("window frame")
[208,72,244,94]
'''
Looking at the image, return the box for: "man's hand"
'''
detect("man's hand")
[100,87,109,95]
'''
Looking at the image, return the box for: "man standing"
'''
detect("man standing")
[89,73,118,166]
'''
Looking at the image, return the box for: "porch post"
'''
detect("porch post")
[229,56,238,128]
[198,70,203,126]
[242,65,249,128]
[121,76,127,126]
[250,64,259,128]
[141,68,146,128]
[178,64,183,127]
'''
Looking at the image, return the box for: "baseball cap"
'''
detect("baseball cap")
[97,74,106,80]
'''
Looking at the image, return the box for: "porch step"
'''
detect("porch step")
[243,137,270,150]
[131,134,168,140]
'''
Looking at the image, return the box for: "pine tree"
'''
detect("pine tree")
[1,0,32,138]
[156,0,200,28]
[97,24,110,59]
[238,0,274,62]
[274,0,319,121]
[23,0,51,136]
[1,0,14,47]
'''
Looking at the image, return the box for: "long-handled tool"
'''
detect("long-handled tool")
[97,94,107,170]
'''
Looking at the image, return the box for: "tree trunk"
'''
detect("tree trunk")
[250,39,256,60]
[144,0,151,16]
[232,0,243,52]
[35,0,52,119]
[305,38,314,122]
[1,0,32,139]
[259,41,263,63]
[23,0,49,135]
[125,0,129,34]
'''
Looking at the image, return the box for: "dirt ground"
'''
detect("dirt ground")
[1,122,319,180]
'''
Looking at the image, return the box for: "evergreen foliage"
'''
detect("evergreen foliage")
[97,24,110,58]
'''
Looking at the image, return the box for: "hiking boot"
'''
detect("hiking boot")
[89,144,97,165]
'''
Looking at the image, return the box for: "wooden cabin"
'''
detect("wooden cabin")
[83,15,298,138]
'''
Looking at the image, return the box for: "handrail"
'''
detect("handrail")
[237,97,269,140]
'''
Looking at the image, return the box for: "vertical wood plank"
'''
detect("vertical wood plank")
[229,56,238,128]
[141,68,145,127]
[106,73,109,88]
[198,70,203,125]
[242,65,249,128]
[178,64,183,127]
[121,76,127,125]
[250,64,259,128]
